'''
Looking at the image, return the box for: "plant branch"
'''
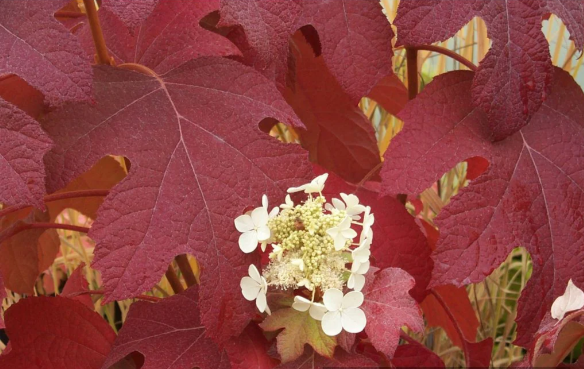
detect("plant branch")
[0,222,90,245]
[175,254,198,287]
[0,189,110,219]
[409,45,478,71]
[72,290,162,303]
[82,0,112,65]
[165,265,185,294]
[406,47,419,100]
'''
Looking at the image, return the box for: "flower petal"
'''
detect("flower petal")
[309,303,327,321]
[323,288,343,311]
[357,260,370,275]
[352,274,366,292]
[256,290,268,313]
[256,225,271,241]
[239,231,259,253]
[251,207,269,226]
[333,235,346,251]
[269,206,279,218]
[287,184,307,193]
[343,291,364,309]
[240,277,260,301]
[248,264,262,284]
[332,198,345,211]
[292,296,311,312]
[234,214,254,232]
[551,279,584,320]
[341,307,366,333]
[342,228,358,239]
[347,274,356,289]
[262,194,268,209]
[321,310,342,336]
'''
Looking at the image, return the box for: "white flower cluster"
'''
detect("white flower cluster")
[235,174,375,336]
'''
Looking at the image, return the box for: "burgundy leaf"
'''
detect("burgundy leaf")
[431,68,584,346]
[361,267,424,357]
[0,0,92,105]
[381,71,491,196]
[219,0,394,103]
[286,33,381,184]
[367,73,409,117]
[276,348,377,369]
[225,323,278,369]
[61,263,94,310]
[323,170,432,301]
[103,286,223,369]
[0,97,53,208]
[0,296,116,369]
[0,273,5,329]
[392,336,445,368]
[101,0,159,29]
[395,0,584,140]
[77,0,239,74]
[42,59,312,343]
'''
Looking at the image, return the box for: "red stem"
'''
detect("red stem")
[0,222,90,245]
[165,265,185,293]
[0,189,110,219]
[175,254,198,287]
[406,47,419,100]
[83,0,112,65]
[72,290,162,303]
[409,44,478,71]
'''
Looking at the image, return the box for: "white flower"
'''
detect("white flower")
[240,264,271,314]
[280,194,294,210]
[287,173,329,194]
[262,194,280,219]
[270,244,283,260]
[551,279,584,320]
[235,207,271,253]
[360,206,374,242]
[347,260,370,292]
[352,237,371,265]
[321,289,366,336]
[327,194,366,220]
[298,278,314,291]
[292,296,327,320]
[291,258,305,271]
[326,217,358,251]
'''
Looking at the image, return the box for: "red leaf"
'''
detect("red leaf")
[286,33,381,184]
[0,296,116,369]
[219,0,394,102]
[392,336,445,368]
[395,0,584,140]
[276,348,377,369]
[101,0,159,29]
[225,323,278,369]
[0,0,92,105]
[42,59,312,343]
[103,285,223,369]
[367,74,409,116]
[61,263,94,310]
[0,273,5,329]
[420,285,479,348]
[381,71,492,196]
[0,97,53,209]
[431,68,584,345]
[0,210,60,294]
[323,171,432,301]
[77,0,239,74]
[361,267,424,357]
[0,75,46,119]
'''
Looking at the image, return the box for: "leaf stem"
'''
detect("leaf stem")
[82,0,112,65]
[406,47,419,100]
[0,222,90,245]
[0,189,110,219]
[165,265,185,294]
[175,254,198,287]
[409,45,478,71]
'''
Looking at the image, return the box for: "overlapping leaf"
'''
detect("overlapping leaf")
[77,0,239,74]
[285,33,381,183]
[101,0,159,29]
[276,348,377,369]
[219,0,394,102]
[391,337,445,368]
[225,323,278,369]
[0,296,116,368]
[0,0,92,105]
[0,97,53,209]
[103,286,223,369]
[361,267,424,357]
[260,306,336,363]
[61,263,94,310]
[42,59,312,343]
[395,0,584,140]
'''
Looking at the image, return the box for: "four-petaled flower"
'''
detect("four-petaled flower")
[551,279,584,320]
[348,260,370,292]
[240,264,271,314]
[361,206,374,241]
[280,194,294,210]
[292,296,327,320]
[326,216,358,251]
[327,193,366,220]
[287,173,329,194]
[321,289,366,336]
[235,207,270,253]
